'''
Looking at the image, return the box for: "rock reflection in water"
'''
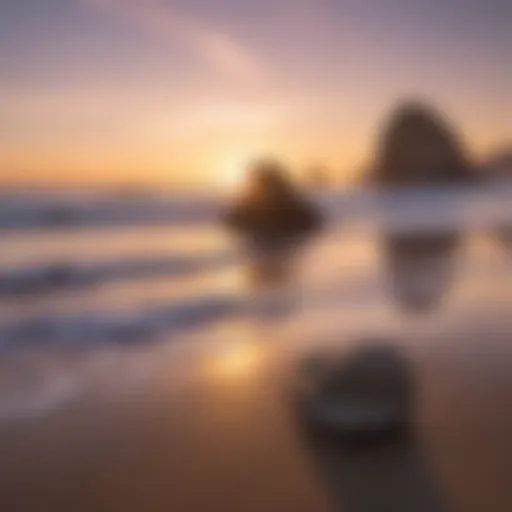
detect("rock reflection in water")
[244,242,295,289]
[243,243,300,323]
[383,231,460,313]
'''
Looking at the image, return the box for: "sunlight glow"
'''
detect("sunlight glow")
[209,342,262,380]
[217,154,252,192]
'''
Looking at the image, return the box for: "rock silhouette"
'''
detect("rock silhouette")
[294,343,413,439]
[372,101,475,186]
[291,343,446,511]
[224,158,323,242]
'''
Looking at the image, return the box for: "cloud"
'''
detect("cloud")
[83,0,268,84]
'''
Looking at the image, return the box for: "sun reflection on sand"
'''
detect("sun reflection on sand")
[199,318,267,381]
[211,342,262,378]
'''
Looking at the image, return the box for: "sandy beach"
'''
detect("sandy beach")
[0,219,511,511]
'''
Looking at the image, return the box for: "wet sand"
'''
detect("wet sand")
[1,304,512,512]
[0,225,511,512]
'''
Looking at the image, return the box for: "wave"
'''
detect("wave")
[1,246,508,352]
[0,293,243,351]
[0,196,222,231]
[0,252,235,297]
[1,185,510,232]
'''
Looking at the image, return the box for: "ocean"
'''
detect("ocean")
[0,185,511,417]
[0,185,511,511]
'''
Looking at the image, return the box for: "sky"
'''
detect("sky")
[0,0,510,188]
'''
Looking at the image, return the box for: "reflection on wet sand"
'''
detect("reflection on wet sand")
[2,311,512,512]
[244,249,294,289]
[0,253,511,512]
[207,341,264,382]
[238,246,305,325]
[383,231,460,313]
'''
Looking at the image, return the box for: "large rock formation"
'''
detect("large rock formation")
[372,101,475,186]
[223,158,323,242]
[292,343,413,438]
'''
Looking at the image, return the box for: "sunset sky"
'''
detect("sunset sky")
[1,0,510,188]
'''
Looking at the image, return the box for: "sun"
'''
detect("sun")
[219,158,248,191]
[217,152,255,192]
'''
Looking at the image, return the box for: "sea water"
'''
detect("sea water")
[0,185,510,420]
